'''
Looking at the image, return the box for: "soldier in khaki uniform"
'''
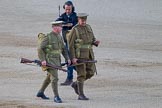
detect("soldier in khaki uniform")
[68,13,100,100]
[36,21,71,103]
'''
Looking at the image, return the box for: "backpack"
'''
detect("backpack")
[37,33,47,71]
[37,33,46,46]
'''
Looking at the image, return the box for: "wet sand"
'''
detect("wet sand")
[0,0,162,108]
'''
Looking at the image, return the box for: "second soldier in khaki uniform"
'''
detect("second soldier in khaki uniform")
[68,13,100,100]
[37,21,71,103]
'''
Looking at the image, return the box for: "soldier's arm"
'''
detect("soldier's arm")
[87,24,100,47]
[61,40,69,62]
[37,35,48,61]
[86,25,96,42]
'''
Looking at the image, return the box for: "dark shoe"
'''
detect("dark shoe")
[36,92,49,100]
[60,79,73,86]
[54,96,62,103]
[78,95,89,100]
[71,82,79,95]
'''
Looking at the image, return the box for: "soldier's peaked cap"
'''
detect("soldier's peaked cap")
[50,21,64,25]
[77,13,89,18]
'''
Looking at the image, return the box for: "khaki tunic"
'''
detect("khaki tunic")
[68,24,97,82]
[38,32,69,65]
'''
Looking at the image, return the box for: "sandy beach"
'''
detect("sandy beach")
[0,0,162,108]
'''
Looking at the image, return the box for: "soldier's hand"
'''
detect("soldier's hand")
[41,60,47,66]
[93,40,100,47]
[72,58,78,64]
[41,60,47,71]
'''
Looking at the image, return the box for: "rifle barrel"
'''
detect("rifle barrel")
[77,60,97,63]
[46,63,68,72]
[58,5,60,17]
[20,58,68,72]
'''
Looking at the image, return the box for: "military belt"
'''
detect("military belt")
[80,44,92,49]
[48,49,61,54]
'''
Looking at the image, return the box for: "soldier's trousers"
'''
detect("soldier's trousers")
[39,73,50,92]
[75,62,95,83]
[39,69,59,97]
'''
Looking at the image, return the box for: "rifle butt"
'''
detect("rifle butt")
[20,58,33,63]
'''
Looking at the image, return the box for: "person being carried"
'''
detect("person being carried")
[56,1,78,86]
[36,21,71,103]
[68,13,100,100]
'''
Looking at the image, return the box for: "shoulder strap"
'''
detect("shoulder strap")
[47,33,52,45]
[86,24,92,32]
[74,27,80,39]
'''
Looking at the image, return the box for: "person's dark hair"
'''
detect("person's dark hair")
[63,1,75,12]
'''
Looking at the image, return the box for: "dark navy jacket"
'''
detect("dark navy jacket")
[56,12,78,31]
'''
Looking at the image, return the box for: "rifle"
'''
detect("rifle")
[61,59,98,75]
[61,59,97,66]
[20,58,68,72]
[58,5,60,17]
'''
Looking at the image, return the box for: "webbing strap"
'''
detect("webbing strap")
[46,34,61,54]
[50,50,61,54]
[81,44,92,49]
[48,34,52,45]
[74,28,80,40]
[74,28,92,49]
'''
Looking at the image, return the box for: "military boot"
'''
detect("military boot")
[78,94,89,100]
[77,82,89,100]
[71,81,79,95]
[60,79,73,86]
[54,96,62,103]
[36,92,49,100]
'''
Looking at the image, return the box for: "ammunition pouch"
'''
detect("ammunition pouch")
[45,44,61,55]
[74,39,82,58]
[45,45,53,53]
[74,41,92,58]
